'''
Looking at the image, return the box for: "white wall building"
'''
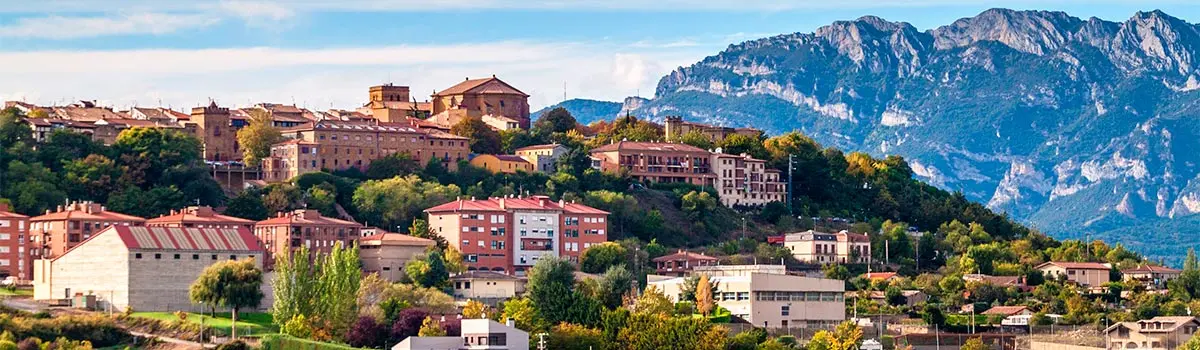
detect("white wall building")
[649,270,845,329]
[392,318,530,350]
[512,209,559,272]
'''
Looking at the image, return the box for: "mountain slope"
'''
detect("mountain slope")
[627,9,1200,262]
[533,97,649,125]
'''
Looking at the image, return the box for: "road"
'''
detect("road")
[129,330,215,349]
[1,296,47,313]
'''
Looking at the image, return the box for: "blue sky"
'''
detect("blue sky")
[1,0,1197,111]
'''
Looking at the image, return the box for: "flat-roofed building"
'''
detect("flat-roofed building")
[0,204,29,280]
[29,201,146,261]
[32,226,264,311]
[359,232,436,282]
[146,206,254,230]
[450,270,527,301]
[649,270,845,329]
[781,230,870,264]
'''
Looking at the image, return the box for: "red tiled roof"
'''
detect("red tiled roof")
[863,272,898,280]
[256,210,362,227]
[31,205,146,223]
[146,207,254,225]
[360,233,435,247]
[1036,262,1110,270]
[424,196,608,215]
[652,250,718,262]
[0,206,27,219]
[981,305,1030,316]
[435,76,528,97]
[486,154,530,163]
[57,226,262,261]
[590,141,708,154]
[1122,265,1181,274]
[514,144,563,152]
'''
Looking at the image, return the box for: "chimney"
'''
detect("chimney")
[506,318,515,327]
[0,203,8,212]
[57,205,64,212]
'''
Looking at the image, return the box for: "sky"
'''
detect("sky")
[1,0,1198,112]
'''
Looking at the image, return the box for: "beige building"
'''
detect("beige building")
[710,151,786,207]
[514,144,568,173]
[469,154,534,174]
[359,232,436,282]
[450,271,527,301]
[33,226,264,311]
[261,119,469,182]
[782,230,871,264]
[1105,317,1200,350]
[429,76,531,130]
[649,271,845,329]
[1036,261,1111,287]
[663,116,760,143]
[1122,265,1182,290]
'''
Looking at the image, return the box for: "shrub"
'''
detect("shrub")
[344,316,384,348]
[0,313,130,347]
[215,340,251,350]
[174,311,189,322]
[0,340,15,350]
[260,334,366,350]
[281,314,313,339]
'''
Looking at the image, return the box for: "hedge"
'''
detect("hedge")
[260,334,369,350]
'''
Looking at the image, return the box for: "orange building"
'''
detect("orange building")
[188,102,240,161]
[145,206,255,230]
[253,209,363,268]
[429,76,531,129]
[589,141,715,186]
[28,201,146,260]
[260,119,470,182]
[363,84,433,122]
[0,204,29,280]
[469,154,534,174]
[424,196,608,275]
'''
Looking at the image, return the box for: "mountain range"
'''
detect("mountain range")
[545,9,1200,263]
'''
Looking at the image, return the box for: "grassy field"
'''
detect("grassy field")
[0,287,33,297]
[132,311,276,336]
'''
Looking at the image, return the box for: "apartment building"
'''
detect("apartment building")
[650,269,845,329]
[29,201,146,260]
[469,155,533,174]
[711,151,786,207]
[781,230,871,264]
[32,226,264,311]
[515,143,568,173]
[261,119,470,182]
[145,206,254,230]
[424,196,608,275]
[1105,317,1200,350]
[359,232,435,282]
[253,209,364,268]
[0,204,29,280]
[589,141,715,186]
[1036,261,1112,287]
[664,116,761,142]
[428,76,531,130]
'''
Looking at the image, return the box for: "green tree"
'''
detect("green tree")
[534,107,578,135]
[318,242,362,337]
[352,175,461,230]
[366,152,419,179]
[106,185,188,218]
[271,247,318,329]
[304,183,338,217]
[675,130,714,150]
[595,265,634,309]
[407,250,449,289]
[450,117,501,154]
[547,323,606,350]
[716,133,767,160]
[633,285,674,316]
[961,337,988,350]
[501,297,543,331]
[236,109,282,167]
[921,304,946,327]
[112,127,202,182]
[62,154,120,202]
[580,242,628,274]
[528,257,578,325]
[417,316,446,336]
[681,191,717,221]
[2,160,66,215]
[189,258,264,339]
[224,190,269,221]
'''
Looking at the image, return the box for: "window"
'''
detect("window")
[781,305,790,316]
[135,253,142,259]
[230,255,237,260]
[193,254,200,260]
[154,253,162,259]
[174,254,181,259]
[212,254,218,260]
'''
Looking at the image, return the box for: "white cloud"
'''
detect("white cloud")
[0,12,220,39]
[0,41,709,111]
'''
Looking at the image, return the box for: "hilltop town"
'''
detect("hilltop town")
[0,76,1193,350]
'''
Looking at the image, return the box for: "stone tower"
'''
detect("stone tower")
[368,84,412,123]
[189,102,237,161]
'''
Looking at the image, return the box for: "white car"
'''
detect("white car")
[0,276,18,286]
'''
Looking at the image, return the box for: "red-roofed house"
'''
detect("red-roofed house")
[652,250,719,276]
[32,226,264,311]
[589,141,715,186]
[469,154,534,174]
[1122,265,1182,289]
[1036,262,1112,287]
[359,232,436,282]
[0,203,29,280]
[254,209,364,268]
[782,230,871,264]
[981,305,1032,317]
[863,272,899,281]
[29,201,146,261]
[146,206,255,230]
[425,196,608,275]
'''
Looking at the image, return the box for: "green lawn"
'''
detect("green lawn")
[0,287,33,297]
[132,311,276,336]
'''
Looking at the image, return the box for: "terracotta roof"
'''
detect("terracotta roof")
[483,154,530,163]
[450,270,522,281]
[0,204,27,219]
[426,130,469,140]
[53,106,123,121]
[1036,262,1111,270]
[981,305,1030,316]
[435,76,528,97]
[56,226,262,261]
[514,144,563,152]
[256,209,362,227]
[1122,265,1182,274]
[590,141,708,154]
[863,272,898,280]
[652,250,719,263]
[424,196,608,215]
[837,231,871,242]
[31,203,146,223]
[273,138,319,146]
[146,206,254,226]
[1105,317,1200,333]
[360,233,435,247]
[965,274,1023,286]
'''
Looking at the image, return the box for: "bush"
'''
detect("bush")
[0,313,130,347]
[260,334,366,350]
[215,340,251,350]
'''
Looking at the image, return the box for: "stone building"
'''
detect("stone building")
[32,226,264,312]
[429,76,531,129]
[29,201,146,261]
[424,196,608,275]
[359,232,436,282]
[188,102,240,161]
[663,116,760,142]
[146,206,255,230]
[253,209,363,268]
[0,204,29,280]
[260,119,469,182]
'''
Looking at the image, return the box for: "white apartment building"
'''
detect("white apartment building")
[650,270,845,329]
[512,209,560,271]
[782,230,871,264]
[392,318,530,350]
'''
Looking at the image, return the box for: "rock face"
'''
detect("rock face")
[625,9,1200,262]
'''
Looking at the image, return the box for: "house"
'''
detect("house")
[782,230,871,264]
[392,318,529,350]
[1122,265,1182,290]
[32,226,264,311]
[469,155,534,174]
[1105,316,1200,350]
[253,209,364,268]
[514,144,569,173]
[425,196,608,275]
[450,271,526,301]
[649,271,845,329]
[982,305,1032,317]
[0,204,29,280]
[146,206,255,230]
[861,290,928,308]
[28,201,146,261]
[863,272,898,281]
[359,233,436,282]
[652,250,719,276]
[1036,262,1112,287]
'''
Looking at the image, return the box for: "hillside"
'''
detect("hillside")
[601,9,1200,262]
[533,97,649,125]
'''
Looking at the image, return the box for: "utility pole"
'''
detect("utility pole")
[787,154,794,213]
[537,333,548,350]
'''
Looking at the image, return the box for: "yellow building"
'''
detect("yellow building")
[469,154,533,174]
